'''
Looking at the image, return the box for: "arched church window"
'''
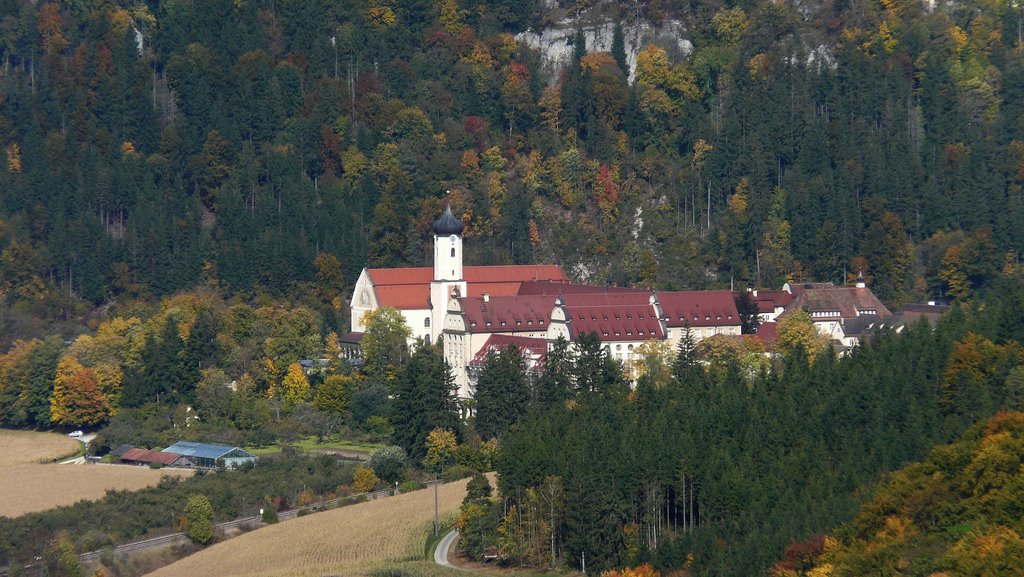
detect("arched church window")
[425,318,431,328]
[451,247,455,257]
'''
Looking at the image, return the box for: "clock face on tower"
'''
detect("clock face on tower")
[449,235,457,243]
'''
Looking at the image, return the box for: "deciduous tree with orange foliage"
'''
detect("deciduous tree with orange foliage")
[50,357,112,427]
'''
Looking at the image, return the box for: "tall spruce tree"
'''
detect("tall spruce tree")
[474,344,529,440]
[534,336,574,407]
[390,344,459,459]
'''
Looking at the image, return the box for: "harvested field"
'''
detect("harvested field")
[145,478,472,577]
[0,429,81,466]
[0,464,192,517]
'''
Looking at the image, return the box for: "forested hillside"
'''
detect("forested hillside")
[1,0,1023,342]
[776,410,1024,576]
[476,281,1024,577]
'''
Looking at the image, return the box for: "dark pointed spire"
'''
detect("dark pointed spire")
[432,202,464,236]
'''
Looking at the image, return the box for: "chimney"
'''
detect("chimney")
[855,271,866,289]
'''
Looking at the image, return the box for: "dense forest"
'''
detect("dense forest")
[776,409,1024,576]
[454,280,1024,576]
[4,0,1024,574]
[2,0,1024,344]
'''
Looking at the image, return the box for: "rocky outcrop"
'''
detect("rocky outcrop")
[517,16,692,83]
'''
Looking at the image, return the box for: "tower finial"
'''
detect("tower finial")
[432,202,464,236]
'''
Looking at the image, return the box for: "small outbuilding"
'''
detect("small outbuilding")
[120,448,192,468]
[109,444,135,459]
[162,441,258,469]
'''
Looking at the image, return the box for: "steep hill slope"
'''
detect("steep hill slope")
[777,411,1024,576]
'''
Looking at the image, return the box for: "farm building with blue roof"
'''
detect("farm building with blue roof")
[163,441,258,469]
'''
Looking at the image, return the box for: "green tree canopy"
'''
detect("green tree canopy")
[361,307,412,384]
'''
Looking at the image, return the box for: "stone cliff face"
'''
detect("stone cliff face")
[516,14,692,83]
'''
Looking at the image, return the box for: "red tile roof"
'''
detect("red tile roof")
[468,334,548,370]
[465,265,568,283]
[467,282,524,298]
[460,295,557,333]
[560,292,653,307]
[750,290,794,314]
[658,290,739,327]
[375,285,431,309]
[559,293,664,341]
[366,267,433,286]
[517,280,647,296]
[366,265,568,310]
[755,322,778,346]
[121,448,183,465]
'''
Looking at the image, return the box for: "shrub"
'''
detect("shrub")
[262,497,279,524]
[353,464,379,493]
[442,465,472,482]
[368,446,407,484]
[184,495,215,545]
[398,481,423,493]
[365,415,393,436]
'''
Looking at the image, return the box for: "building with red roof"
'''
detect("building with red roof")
[347,204,568,350]
[465,334,548,391]
[778,278,892,347]
[656,290,741,350]
[545,292,665,368]
[746,289,794,323]
[350,207,897,404]
[119,448,192,468]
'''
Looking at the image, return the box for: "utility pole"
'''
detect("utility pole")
[433,475,439,536]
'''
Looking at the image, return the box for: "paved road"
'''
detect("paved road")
[434,528,460,568]
[59,433,97,464]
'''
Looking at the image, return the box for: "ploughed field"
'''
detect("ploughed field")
[144,477,472,577]
[0,429,192,518]
[0,428,80,466]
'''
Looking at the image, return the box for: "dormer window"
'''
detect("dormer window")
[716,315,721,320]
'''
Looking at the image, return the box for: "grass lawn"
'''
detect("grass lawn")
[245,436,386,457]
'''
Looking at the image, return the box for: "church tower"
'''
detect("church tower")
[432,203,464,281]
[429,203,466,343]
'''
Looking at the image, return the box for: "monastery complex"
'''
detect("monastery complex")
[344,205,917,402]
